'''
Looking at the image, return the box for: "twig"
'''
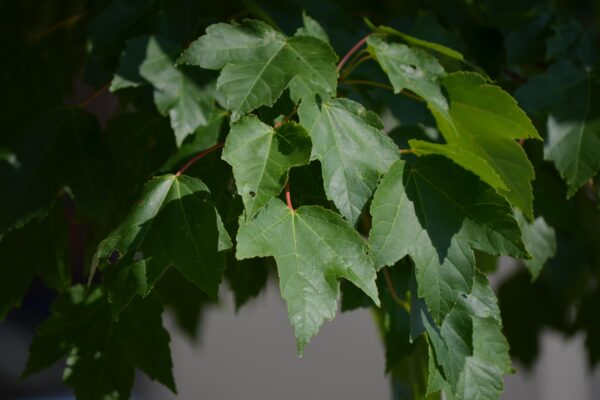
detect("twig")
[340,52,372,79]
[337,34,371,73]
[78,83,109,108]
[383,267,410,311]
[176,143,224,176]
[341,79,393,91]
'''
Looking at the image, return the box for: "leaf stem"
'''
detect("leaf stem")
[399,149,414,154]
[337,34,371,73]
[340,52,372,79]
[341,80,424,102]
[274,106,298,129]
[78,83,109,108]
[33,12,85,41]
[383,267,410,312]
[285,179,294,211]
[176,143,224,176]
[342,79,393,91]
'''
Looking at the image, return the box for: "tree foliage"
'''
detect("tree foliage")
[1,0,599,399]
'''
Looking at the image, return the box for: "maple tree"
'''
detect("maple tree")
[1,0,599,399]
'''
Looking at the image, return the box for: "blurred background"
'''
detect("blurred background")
[2,258,600,400]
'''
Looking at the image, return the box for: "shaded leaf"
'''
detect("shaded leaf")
[96,174,230,317]
[418,274,510,399]
[162,110,226,171]
[515,61,600,196]
[24,286,175,398]
[515,211,557,280]
[0,108,112,234]
[369,157,525,321]
[111,35,215,145]
[0,203,69,320]
[87,0,156,55]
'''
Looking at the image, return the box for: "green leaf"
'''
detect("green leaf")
[178,20,338,119]
[368,34,448,111]
[0,203,69,320]
[515,61,600,197]
[299,97,399,224]
[0,108,112,234]
[420,274,510,399]
[369,157,526,322]
[366,19,465,61]
[410,72,541,219]
[111,35,215,146]
[24,286,175,398]
[222,116,311,218]
[236,198,379,353]
[96,174,231,317]
[295,12,330,43]
[515,211,556,280]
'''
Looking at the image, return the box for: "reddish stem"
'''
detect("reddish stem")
[176,143,224,176]
[274,107,298,129]
[285,180,294,211]
[337,34,371,73]
[78,83,109,108]
[518,138,525,146]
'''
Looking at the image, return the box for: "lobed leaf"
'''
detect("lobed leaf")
[96,174,230,317]
[411,72,541,219]
[24,286,175,398]
[236,198,379,353]
[111,35,215,146]
[222,116,311,218]
[299,97,399,224]
[369,156,526,322]
[179,20,338,120]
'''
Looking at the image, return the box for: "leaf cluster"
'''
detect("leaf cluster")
[1,1,599,399]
